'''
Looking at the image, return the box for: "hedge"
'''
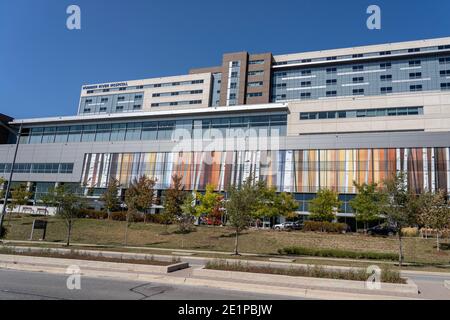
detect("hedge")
[278,246,398,261]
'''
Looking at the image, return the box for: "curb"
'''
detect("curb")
[192,268,419,296]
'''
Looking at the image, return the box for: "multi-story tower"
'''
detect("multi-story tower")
[1,37,450,222]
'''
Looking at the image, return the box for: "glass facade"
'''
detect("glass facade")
[0,163,74,174]
[18,115,287,144]
[82,148,450,196]
[300,106,423,120]
[272,55,450,102]
[79,92,144,114]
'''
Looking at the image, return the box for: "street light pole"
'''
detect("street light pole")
[0,122,22,232]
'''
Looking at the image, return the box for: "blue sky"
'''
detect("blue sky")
[1,0,449,118]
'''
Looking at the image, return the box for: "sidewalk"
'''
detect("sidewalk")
[3,239,450,277]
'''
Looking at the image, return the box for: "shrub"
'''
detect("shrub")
[303,221,348,233]
[278,246,398,261]
[78,208,108,220]
[110,211,127,221]
[401,227,419,237]
[205,260,405,284]
[0,225,8,239]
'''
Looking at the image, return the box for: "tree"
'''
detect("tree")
[0,177,5,200]
[179,192,197,233]
[350,182,383,232]
[418,190,450,251]
[162,174,186,233]
[8,183,31,214]
[226,177,260,255]
[308,189,342,222]
[196,184,223,225]
[48,185,84,246]
[101,178,121,219]
[124,175,156,245]
[380,172,419,267]
[254,184,299,222]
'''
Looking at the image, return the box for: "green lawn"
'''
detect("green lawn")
[3,215,450,265]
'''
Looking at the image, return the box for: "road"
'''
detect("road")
[402,272,450,300]
[0,268,298,300]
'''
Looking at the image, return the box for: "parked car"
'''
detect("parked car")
[273,221,303,231]
[367,224,397,236]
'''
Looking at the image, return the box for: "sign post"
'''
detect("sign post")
[29,219,48,241]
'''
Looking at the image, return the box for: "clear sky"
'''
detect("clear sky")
[1,0,449,118]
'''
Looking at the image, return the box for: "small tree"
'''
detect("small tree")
[0,177,5,200]
[196,184,223,225]
[254,184,299,223]
[8,183,31,214]
[101,178,121,219]
[308,189,342,222]
[179,192,197,233]
[162,174,186,233]
[48,185,84,246]
[124,175,156,245]
[381,172,419,267]
[350,182,382,232]
[418,190,450,251]
[226,177,260,255]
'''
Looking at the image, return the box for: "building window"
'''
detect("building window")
[301,70,312,76]
[440,70,450,77]
[410,85,423,92]
[136,85,144,89]
[408,48,420,53]
[326,79,337,85]
[438,45,450,50]
[99,107,107,112]
[103,89,110,92]
[101,98,108,102]
[409,72,422,79]
[248,70,264,76]
[326,91,337,97]
[230,72,238,78]
[352,65,364,72]
[352,88,364,95]
[441,83,450,90]
[247,92,263,97]
[135,95,143,99]
[352,54,363,58]
[380,75,392,81]
[116,106,124,111]
[133,105,142,110]
[83,108,91,113]
[248,81,263,87]
[352,77,364,83]
[409,60,421,66]
[117,96,125,101]
[300,107,423,120]
[249,60,264,65]
[119,87,126,91]
[326,56,337,61]
[380,62,392,69]
[87,90,94,94]
[326,67,337,74]
[300,92,311,99]
[379,51,391,56]
[380,87,393,94]
[439,57,450,64]
[301,81,311,87]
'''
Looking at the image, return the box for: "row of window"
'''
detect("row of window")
[274,45,450,66]
[150,100,202,107]
[152,90,203,97]
[19,115,288,144]
[85,80,204,94]
[299,106,423,120]
[0,163,74,174]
